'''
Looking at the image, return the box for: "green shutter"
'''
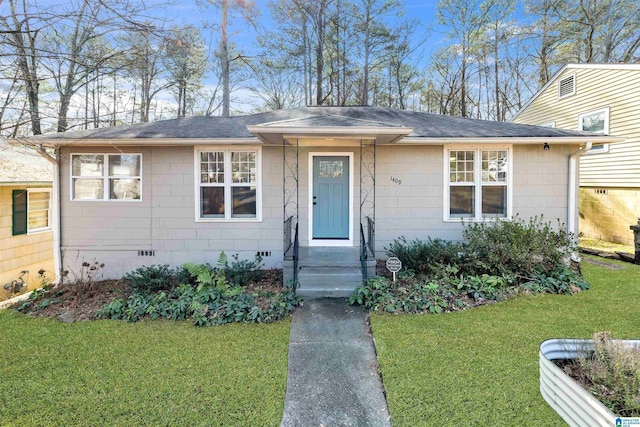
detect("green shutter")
[12,189,27,236]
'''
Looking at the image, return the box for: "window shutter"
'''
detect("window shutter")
[12,189,27,235]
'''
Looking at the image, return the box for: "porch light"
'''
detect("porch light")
[543,142,550,151]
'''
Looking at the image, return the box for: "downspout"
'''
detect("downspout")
[36,146,61,284]
[568,142,592,260]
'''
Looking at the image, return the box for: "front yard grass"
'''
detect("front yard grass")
[0,313,289,426]
[371,256,640,426]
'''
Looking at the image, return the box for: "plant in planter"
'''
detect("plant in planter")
[539,333,640,427]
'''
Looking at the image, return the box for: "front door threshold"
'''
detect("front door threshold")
[308,239,353,247]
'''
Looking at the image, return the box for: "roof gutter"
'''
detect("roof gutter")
[36,146,61,284]
[568,142,592,257]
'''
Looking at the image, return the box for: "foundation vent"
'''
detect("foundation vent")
[138,250,156,257]
[594,188,607,195]
[256,251,271,257]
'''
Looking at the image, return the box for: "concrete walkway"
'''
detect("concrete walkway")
[281,299,391,427]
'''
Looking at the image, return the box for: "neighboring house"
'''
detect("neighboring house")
[29,106,617,296]
[0,141,54,300]
[512,63,640,245]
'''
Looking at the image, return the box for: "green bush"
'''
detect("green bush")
[98,262,299,326]
[354,216,587,314]
[462,215,575,278]
[385,237,466,274]
[218,252,264,285]
[123,265,190,293]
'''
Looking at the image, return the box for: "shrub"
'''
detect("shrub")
[218,252,264,285]
[462,215,575,278]
[98,262,299,326]
[123,265,189,293]
[353,216,587,315]
[385,237,466,274]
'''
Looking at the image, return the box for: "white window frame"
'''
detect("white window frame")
[579,107,610,154]
[558,74,576,99]
[194,147,262,222]
[70,153,143,202]
[27,188,52,234]
[443,145,513,222]
[578,107,610,134]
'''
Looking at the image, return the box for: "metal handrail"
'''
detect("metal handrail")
[292,223,299,288]
[360,222,368,283]
[284,215,293,259]
[366,215,375,258]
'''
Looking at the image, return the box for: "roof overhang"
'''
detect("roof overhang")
[0,181,52,186]
[398,135,624,145]
[246,125,413,145]
[25,138,262,147]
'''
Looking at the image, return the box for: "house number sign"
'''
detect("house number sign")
[386,257,402,282]
[390,176,402,185]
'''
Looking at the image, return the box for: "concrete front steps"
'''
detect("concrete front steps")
[285,247,376,298]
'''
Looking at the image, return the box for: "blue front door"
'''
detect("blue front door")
[313,156,350,239]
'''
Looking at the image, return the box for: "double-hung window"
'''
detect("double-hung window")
[445,147,511,220]
[71,154,141,200]
[197,149,260,220]
[12,189,52,235]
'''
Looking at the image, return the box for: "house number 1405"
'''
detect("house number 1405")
[390,176,402,185]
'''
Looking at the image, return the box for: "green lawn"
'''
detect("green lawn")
[0,313,290,426]
[371,257,640,426]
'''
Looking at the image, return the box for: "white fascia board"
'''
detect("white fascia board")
[37,138,261,146]
[0,181,52,186]
[396,136,624,145]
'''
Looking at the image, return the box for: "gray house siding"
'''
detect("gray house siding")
[59,143,574,279]
[59,145,284,278]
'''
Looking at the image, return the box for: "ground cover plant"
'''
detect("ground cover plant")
[350,216,588,313]
[370,257,640,426]
[0,310,290,426]
[15,253,299,326]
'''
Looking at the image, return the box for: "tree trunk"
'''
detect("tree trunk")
[221,0,230,117]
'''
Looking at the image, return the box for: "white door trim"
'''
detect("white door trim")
[308,152,354,247]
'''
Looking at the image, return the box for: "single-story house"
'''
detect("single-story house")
[28,106,619,296]
[0,141,54,300]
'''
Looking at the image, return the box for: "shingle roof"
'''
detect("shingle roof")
[32,106,600,141]
[0,141,52,183]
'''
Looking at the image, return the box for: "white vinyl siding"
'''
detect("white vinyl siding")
[558,74,576,98]
[513,67,640,188]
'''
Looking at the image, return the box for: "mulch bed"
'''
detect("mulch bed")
[13,269,285,323]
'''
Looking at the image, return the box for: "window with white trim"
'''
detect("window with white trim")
[71,154,141,200]
[579,107,609,134]
[28,189,52,232]
[579,107,610,154]
[197,149,260,220]
[446,147,510,220]
[12,189,52,235]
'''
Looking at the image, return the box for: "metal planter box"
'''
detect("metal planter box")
[539,338,640,427]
